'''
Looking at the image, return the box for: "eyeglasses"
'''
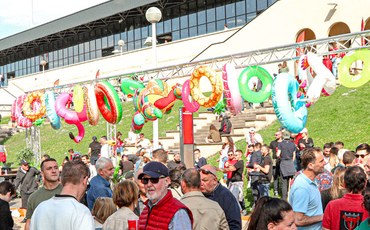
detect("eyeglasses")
[141,176,165,185]
[356,155,367,159]
[198,168,217,177]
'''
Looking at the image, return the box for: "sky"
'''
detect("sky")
[0,0,109,39]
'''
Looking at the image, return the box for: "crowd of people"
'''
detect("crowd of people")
[0,124,369,230]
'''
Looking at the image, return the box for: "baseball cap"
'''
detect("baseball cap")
[249,127,256,133]
[300,128,308,133]
[143,153,152,160]
[92,136,97,141]
[21,159,29,165]
[138,161,169,179]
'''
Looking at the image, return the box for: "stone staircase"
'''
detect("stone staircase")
[161,102,277,158]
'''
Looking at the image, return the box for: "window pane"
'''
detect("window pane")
[141,26,148,38]
[247,12,256,22]
[96,39,101,50]
[134,28,141,40]
[172,31,180,40]
[236,1,246,16]
[216,5,225,20]
[189,13,197,27]
[172,18,179,31]
[128,30,134,42]
[247,0,256,13]
[157,22,163,35]
[226,18,236,28]
[206,8,215,22]
[198,10,206,24]
[189,27,197,37]
[101,36,108,48]
[226,3,235,18]
[180,29,188,39]
[257,0,268,11]
[180,15,188,29]
[127,42,134,51]
[207,22,216,33]
[236,15,246,26]
[198,24,206,35]
[216,20,225,31]
[164,19,171,33]
[108,35,114,47]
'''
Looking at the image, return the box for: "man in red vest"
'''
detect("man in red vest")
[138,161,193,229]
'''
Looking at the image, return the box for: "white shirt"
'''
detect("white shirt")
[31,195,95,230]
[100,144,110,158]
[127,131,138,144]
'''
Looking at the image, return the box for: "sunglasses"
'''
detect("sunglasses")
[141,176,165,185]
[198,168,217,177]
[356,155,367,159]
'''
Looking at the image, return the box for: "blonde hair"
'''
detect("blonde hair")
[113,180,139,208]
[330,167,346,199]
[92,197,117,224]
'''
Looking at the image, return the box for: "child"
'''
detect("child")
[0,181,16,229]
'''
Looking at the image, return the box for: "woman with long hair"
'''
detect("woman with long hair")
[218,136,236,169]
[103,180,139,230]
[247,197,296,230]
[328,147,339,172]
[321,167,346,210]
[205,124,222,143]
[91,197,116,229]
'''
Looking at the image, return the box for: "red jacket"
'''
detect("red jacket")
[138,190,193,230]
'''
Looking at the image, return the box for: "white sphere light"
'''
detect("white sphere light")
[118,40,124,46]
[146,7,162,23]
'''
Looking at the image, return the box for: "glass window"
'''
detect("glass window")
[114,34,120,45]
[53,51,58,60]
[141,26,148,38]
[247,12,256,22]
[79,54,84,62]
[189,13,197,27]
[84,53,90,61]
[189,27,197,37]
[198,24,206,35]
[180,15,188,29]
[207,22,216,33]
[58,50,63,59]
[59,59,63,67]
[89,40,95,51]
[128,30,134,42]
[236,15,246,26]
[226,3,235,18]
[157,22,163,35]
[164,19,171,33]
[172,18,180,31]
[96,39,102,50]
[73,45,79,55]
[108,35,114,47]
[226,18,236,28]
[172,31,180,40]
[247,0,256,13]
[216,20,225,31]
[102,36,108,48]
[206,8,215,22]
[96,50,102,58]
[63,48,68,58]
[69,57,73,64]
[180,29,188,39]
[63,58,68,66]
[127,42,134,51]
[121,32,127,42]
[198,10,206,24]
[135,40,142,49]
[84,42,90,52]
[236,1,246,15]
[68,47,73,57]
[134,28,141,40]
[79,44,84,54]
[257,0,268,11]
[216,5,225,20]
[74,55,79,63]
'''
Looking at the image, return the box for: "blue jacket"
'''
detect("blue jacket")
[204,183,241,230]
[86,175,112,210]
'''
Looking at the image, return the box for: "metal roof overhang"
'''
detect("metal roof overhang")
[0,0,176,58]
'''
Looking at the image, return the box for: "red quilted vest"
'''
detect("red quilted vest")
[138,190,193,230]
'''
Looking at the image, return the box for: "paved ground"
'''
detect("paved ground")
[9,198,26,230]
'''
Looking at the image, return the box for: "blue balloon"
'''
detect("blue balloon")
[45,91,61,130]
[271,73,307,134]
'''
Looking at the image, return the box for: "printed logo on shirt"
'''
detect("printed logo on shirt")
[340,211,363,230]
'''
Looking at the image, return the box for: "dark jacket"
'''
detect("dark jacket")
[0,199,13,230]
[14,167,40,194]
[204,183,241,230]
[219,118,232,135]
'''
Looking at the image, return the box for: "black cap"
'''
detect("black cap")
[21,160,29,165]
[92,136,97,141]
[138,161,169,179]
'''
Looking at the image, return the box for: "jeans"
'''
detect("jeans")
[258,183,270,197]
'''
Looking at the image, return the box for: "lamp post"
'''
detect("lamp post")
[146,6,162,150]
[40,60,47,73]
[118,39,125,55]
